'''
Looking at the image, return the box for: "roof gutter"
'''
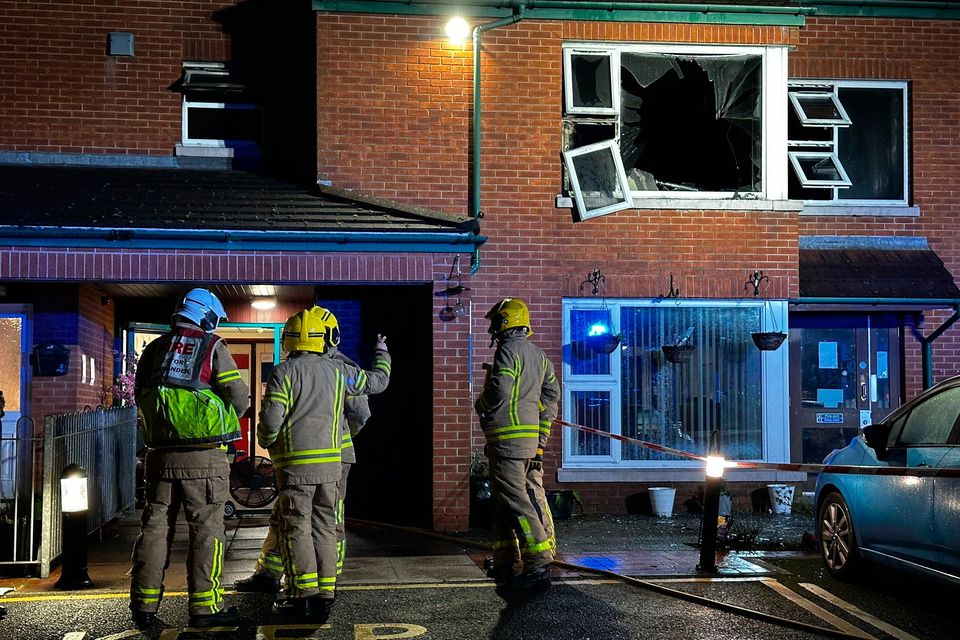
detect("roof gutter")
[794,297,960,390]
[0,226,486,254]
[314,1,813,25]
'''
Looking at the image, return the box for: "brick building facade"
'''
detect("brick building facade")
[2,1,960,530]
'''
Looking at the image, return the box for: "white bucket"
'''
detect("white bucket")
[767,484,795,514]
[649,487,676,517]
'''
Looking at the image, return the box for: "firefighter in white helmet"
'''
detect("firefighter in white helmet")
[130,288,249,630]
[476,298,560,592]
[258,306,390,622]
[234,308,376,592]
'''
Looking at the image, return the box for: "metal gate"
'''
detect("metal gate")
[0,406,137,577]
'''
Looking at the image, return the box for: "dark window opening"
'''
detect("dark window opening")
[619,53,762,192]
[837,88,905,201]
[187,105,262,144]
[570,53,614,110]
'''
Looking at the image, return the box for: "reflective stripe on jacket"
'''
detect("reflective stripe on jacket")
[258,349,390,485]
[476,334,560,458]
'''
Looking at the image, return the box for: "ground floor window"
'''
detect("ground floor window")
[562,299,789,470]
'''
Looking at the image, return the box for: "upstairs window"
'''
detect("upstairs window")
[177,61,262,153]
[561,43,788,218]
[788,79,908,205]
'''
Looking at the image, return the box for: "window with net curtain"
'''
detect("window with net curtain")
[568,304,764,463]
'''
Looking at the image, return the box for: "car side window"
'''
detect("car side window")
[897,386,960,446]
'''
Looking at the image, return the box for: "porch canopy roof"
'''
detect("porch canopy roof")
[0,164,483,253]
[798,236,960,306]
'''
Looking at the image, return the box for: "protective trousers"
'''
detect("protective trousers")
[130,475,227,616]
[335,462,351,575]
[253,503,284,579]
[489,455,553,572]
[277,481,339,600]
[527,465,556,559]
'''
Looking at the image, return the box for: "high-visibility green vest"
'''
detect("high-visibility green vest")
[137,327,241,447]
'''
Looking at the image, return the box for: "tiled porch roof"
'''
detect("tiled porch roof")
[0,164,476,234]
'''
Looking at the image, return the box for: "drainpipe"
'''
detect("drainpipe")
[919,306,960,390]
[470,3,526,274]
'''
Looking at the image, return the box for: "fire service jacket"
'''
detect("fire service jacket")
[258,349,390,485]
[136,322,248,449]
[475,333,560,459]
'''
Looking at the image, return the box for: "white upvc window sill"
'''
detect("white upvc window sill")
[800,204,920,217]
[557,467,808,484]
[556,195,803,212]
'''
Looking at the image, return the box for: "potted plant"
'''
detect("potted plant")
[661,326,695,364]
[469,450,492,529]
[546,490,583,520]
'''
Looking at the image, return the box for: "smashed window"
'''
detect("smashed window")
[562,44,783,219]
[788,80,908,204]
[177,61,262,149]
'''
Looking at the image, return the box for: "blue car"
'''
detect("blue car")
[815,375,960,584]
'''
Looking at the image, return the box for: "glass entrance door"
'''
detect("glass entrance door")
[789,313,902,463]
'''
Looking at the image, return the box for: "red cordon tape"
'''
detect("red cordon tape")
[553,418,960,479]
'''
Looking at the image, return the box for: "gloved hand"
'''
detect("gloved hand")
[530,447,544,472]
[376,334,388,352]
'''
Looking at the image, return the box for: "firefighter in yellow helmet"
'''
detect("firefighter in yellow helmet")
[476,297,560,592]
[234,308,375,593]
[258,306,390,621]
[130,288,249,630]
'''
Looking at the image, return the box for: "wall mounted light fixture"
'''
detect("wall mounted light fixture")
[251,296,277,310]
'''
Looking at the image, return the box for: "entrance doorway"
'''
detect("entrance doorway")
[789,312,903,464]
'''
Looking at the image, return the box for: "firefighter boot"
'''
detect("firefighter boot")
[509,566,551,591]
[233,571,281,593]
[189,606,241,629]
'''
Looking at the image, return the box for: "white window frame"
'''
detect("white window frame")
[181,100,260,148]
[788,151,852,188]
[562,42,789,211]
[563,47,619,116]
[562,139,634,220]
[790,79,909,207]
[788,91,851,127]
[560,298,791,478]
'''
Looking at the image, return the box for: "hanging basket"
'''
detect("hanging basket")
[586,333,622,354]
[751,331,787,351]
[661,344,695,364]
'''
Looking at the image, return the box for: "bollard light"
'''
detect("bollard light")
[697,456,725,575]
[55,464,94,590]
[705,455,725,479]
[60,464,89,513]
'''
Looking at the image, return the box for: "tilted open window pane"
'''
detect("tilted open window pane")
[563,140,634,220]
[184,102,262,146]
[788,151,851,188]
[788,91,851,127]
[565,49,617,115]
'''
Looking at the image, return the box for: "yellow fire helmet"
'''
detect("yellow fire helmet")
[485,297,532,336]
[283,306,335,354]
[312,305,341,349]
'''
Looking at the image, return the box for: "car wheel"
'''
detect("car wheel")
[818,490,860,579]
[224,501,236,519]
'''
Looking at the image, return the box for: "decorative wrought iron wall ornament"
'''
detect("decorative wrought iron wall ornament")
[579,269,622,354]
[436,255,471,321]
[745,270,769,297]
[657,273,680,300]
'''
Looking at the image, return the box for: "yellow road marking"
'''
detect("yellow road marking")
[762,579,874,640]
[0,578,622,603]
[799,583,922,640]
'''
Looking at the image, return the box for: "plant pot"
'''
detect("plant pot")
[767,484,795,514]
[648,486,676,517]
[586,333,622,354]
[661,344,695,363]
[751,331,787,351]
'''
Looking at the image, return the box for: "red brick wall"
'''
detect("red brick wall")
[0,1,232,155]
[792,17,960,399]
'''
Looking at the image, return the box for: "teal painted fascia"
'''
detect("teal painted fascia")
[0,227,486,254]
[313,1,808,26]
[809,1,960,19]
